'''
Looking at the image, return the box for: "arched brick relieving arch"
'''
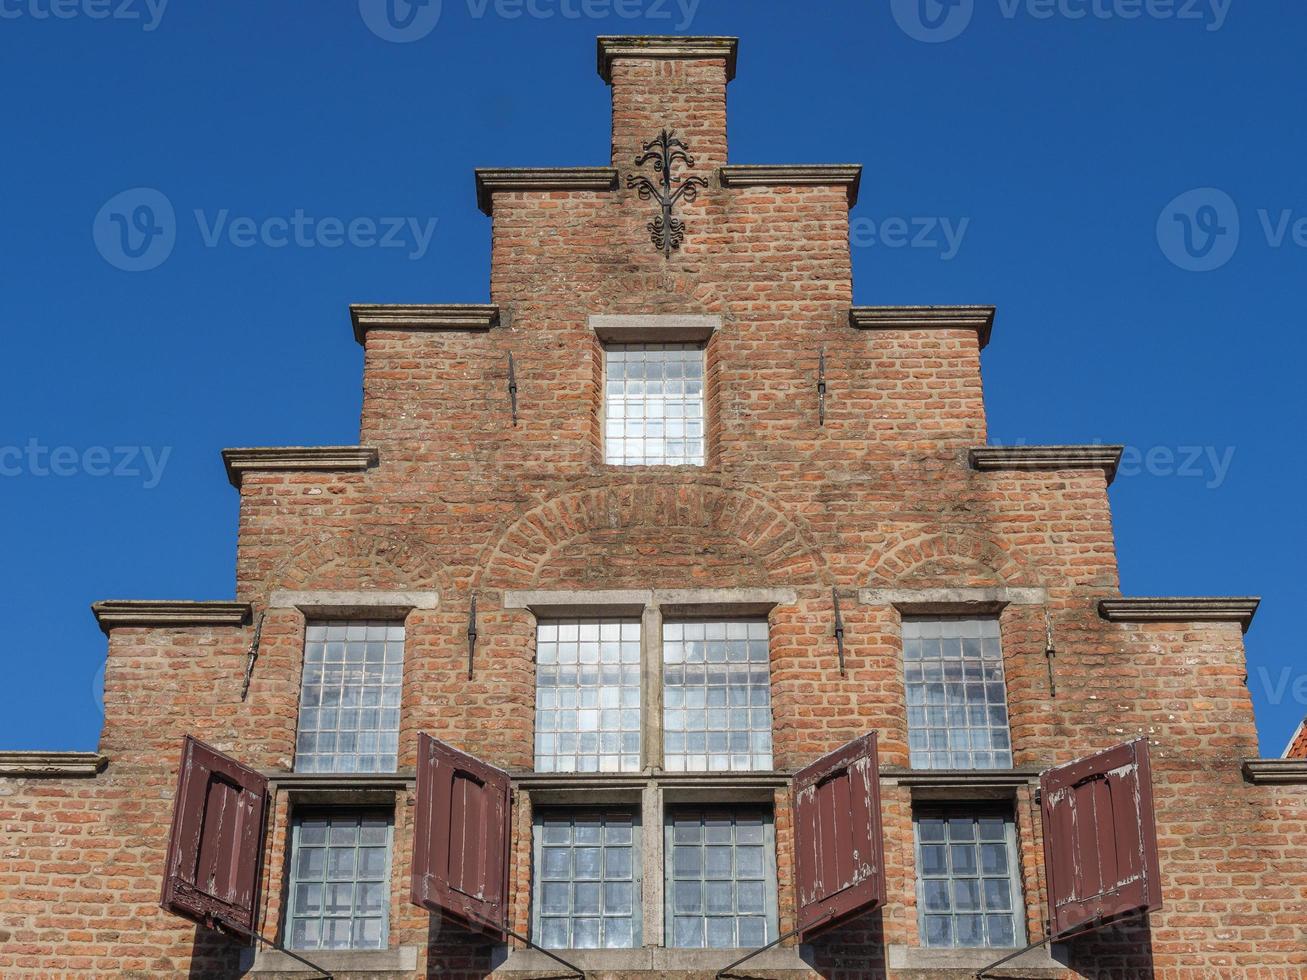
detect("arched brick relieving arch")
[476,483,829,590]
[862,528,1044,590]
[269,530,452,593]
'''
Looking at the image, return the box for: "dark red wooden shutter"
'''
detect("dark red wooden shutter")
[160,735,269,939]
[1040,737,1163,939]
[410,732,512,940]
[791,731,886,938]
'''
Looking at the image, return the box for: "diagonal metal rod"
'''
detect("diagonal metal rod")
[247,928,333,978]
[974,912,1147,978]
[503,925,586,979]
[715,909,833,979]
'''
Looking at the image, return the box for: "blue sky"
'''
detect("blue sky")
[1,1,1303,755]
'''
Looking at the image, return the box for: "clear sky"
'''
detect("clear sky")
[2,1,1303,755]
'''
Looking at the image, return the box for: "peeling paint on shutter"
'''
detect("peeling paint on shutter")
[410,732,511,940]
[791,731,886,938]
[1040,737,1163,938]
[160,735,269,939]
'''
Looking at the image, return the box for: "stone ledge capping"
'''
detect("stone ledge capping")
[1098,597,1261,634]
[268,590,439,618]
[493,944,810,975]
[261,771,415,791]
[860,586,1046,613]
[221,446,380,488]
[969,445,1125,485]
[849,304,996,350]
[719,164,863,206]
[350,304,499,345]
[475,167,619,216]
[589,313,721,344]
[596,35,739,82]
[887,942,1068,976]
[0,751,108,778]
[91,600,252,634]
[501,587,797,618]
[1242,758,1307,785]
[239,944,418,975]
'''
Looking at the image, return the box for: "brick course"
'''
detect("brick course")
[2,36,1304,980]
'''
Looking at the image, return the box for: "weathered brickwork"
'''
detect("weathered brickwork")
[2,36,1305,980]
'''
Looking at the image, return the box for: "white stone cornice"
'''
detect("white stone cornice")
[221,446,379,488]
[1099,597,1261,634]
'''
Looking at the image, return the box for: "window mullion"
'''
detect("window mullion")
[642,781,664,948]
[642,604,664,773]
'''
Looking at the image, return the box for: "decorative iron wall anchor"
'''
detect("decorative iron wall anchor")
[240,611,265,701]
[466,592,479,680]
[832,588,846,676]
[818,348,827,426]
[627,129,709,258]
[507,353,518,425]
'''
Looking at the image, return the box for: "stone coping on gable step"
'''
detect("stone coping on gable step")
[596,35,739,82]
[91,600,252,634]
[475,167,619,216]
[1099,597,1261,633]
[350,304,499,345]
[1243,759,1307,785]
[0,751,108,778]
[849,305,996,350]
[969,445,1124,485]
[221,446,379,488]
[719,164,862,206]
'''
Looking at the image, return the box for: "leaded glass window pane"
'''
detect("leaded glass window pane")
[903,617,1012,770]
[287,810,392,951]
[533,810,641,949]
[665,807,778,948]
[296,621,405,773]
[914,806,1025,949]
[663,620,772,772]
[535,619,642,773]
[604,343,705,466]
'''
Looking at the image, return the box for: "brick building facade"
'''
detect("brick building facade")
[2,35,1306,979]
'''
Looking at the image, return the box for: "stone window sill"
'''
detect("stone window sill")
[491,945,814,975]
[887,943,1067,976]
[239,945,418,977]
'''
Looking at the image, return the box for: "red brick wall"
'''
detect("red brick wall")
[2,43,1304,979]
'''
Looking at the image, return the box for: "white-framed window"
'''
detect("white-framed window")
[534,618,642,773]
[603,343,705,466]
[295,620,405,774]
[286,808,393,951]
[533,808,642,949]
[903,617,1012,770]
[913,805,1025,949]
[663,620,773,772]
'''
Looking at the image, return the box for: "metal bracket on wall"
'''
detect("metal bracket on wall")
[818,348,827,426]
[1044,610,1057,698]
[832,588,846,676]
[240,611,265,701]
[467,592,478,680]
[507,352,519,425]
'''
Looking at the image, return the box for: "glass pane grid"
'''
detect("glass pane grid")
[288,810,392,951]
[534,810,639,949]
[915,809,1023,949]
[296,621,404,774]
[604,343,705,466]
[535,619,641,773]
[666,808,776,949]
[903,617,1012,770]
[663,620,772,772]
